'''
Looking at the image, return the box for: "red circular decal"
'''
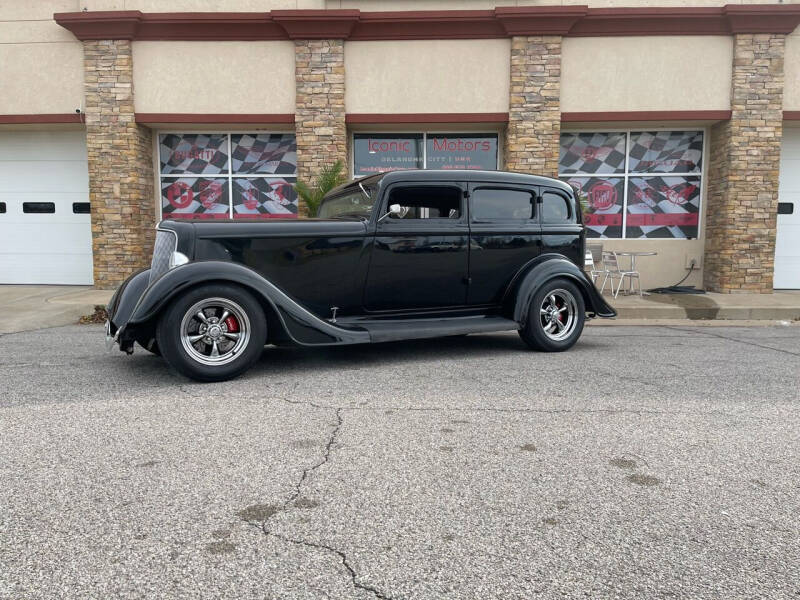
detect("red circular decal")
[166,181,193,209]
[587,182,617,211]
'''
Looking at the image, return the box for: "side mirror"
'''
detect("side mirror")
[378,203,403,223]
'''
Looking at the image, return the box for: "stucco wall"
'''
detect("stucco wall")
[785,32,800,111]
[562,36,733,113]
[132,41,296,114]
[345,39,510,114]
[596,239,705,290]
[0,3,84,115]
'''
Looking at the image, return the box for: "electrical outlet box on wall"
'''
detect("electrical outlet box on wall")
[685,255,700,270]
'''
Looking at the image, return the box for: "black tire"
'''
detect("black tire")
[136,338,161,356]
[518,277,585,352]
[156,284,267,382]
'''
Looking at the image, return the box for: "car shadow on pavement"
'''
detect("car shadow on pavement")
[117,331,609,383]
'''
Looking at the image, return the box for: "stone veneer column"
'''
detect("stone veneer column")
[704,34,785,293]
[294,39,347,217]
[83,40,155,289]
[505,35,562,177]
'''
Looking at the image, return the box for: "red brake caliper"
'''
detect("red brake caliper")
[224,316,239,333]
[557,299,565,322]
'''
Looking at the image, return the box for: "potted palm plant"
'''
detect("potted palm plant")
[294,160,348,217]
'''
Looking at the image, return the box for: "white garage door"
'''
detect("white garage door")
[775,127,800,289]
[0,130,93,285]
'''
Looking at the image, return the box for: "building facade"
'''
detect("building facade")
[1,0,800,292]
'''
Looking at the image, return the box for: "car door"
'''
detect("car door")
[363,181,468,311]
[540,186,583,265]
[467,183,541,305]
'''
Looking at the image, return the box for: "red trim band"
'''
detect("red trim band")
[0,114,83,124]
[135,113,295,124]
[784,111,800,121]
[561,110,732,123]
[54,5,800,41]
[346,113,509,124]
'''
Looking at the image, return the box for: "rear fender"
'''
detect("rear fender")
[505,254,617,326]
[107,268,150,335]
[123,261,370,346]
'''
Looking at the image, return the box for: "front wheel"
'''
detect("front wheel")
[156,284,267,382]
[518,278,585,352]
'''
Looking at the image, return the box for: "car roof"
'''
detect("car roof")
[328,169,573,197]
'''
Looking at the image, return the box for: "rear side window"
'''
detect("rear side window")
[541,189,574,224]
[471,187,535,221]
[387,185,462,219]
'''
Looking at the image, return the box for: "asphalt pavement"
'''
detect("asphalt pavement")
[1,324,799,599]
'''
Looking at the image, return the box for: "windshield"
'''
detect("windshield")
[317,188,375,219]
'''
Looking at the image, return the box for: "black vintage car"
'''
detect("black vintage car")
[106,170,616,381]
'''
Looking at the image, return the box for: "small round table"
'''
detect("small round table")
[613,251,658,295]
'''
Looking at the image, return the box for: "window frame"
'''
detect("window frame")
[469,185,538,224]
[558,127,708,240]
[539,186,575,225]
[155,130,297,221]
[350,130,502,179]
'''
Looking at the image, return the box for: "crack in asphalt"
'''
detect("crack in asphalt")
[251,402,393,600]
[665,326,800,358]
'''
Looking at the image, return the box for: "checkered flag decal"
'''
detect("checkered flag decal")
[159,134,228,175]
[626,176,700,239]
[628,131,703,173]
[559,132,626,175]
[160,178,230,219]
[231,134,297,175]
[232,178,298,216]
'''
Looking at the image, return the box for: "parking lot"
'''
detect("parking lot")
[1,324,799,599]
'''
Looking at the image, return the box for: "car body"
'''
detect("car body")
[106,169,616,381]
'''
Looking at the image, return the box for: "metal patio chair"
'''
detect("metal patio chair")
[600,251,641,298]
[586,243,605,284]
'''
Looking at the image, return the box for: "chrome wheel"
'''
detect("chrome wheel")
[539,288,578,341]
[179,298,251,366]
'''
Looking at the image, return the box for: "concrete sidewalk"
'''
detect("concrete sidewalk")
[607,289,800,321]
[0,285,798,334]
[0,286,113,334]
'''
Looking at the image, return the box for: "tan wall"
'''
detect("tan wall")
[132,41,296,114]
[597,239,705,290]
[345,39,510,114]
[785,32,800,111]
[0,1,84,115]
[562,36,733,112]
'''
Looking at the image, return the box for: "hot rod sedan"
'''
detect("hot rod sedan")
[106,170,616,381]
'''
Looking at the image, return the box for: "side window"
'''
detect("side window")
[541,189,574,224]
[471,187,535,222]
[386,185,462,220]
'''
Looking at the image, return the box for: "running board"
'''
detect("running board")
[343,315,520,344]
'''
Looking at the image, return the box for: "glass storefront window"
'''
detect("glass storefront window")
[353,133,499,177]
[559,130,704,239]
[158,133,297,220]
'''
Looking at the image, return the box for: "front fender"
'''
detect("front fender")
[505,254,616,324]
[125,261,370,346]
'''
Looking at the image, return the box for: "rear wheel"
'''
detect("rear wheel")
[518,278,585,352]
[156,284,267,382]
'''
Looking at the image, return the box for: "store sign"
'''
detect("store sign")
[353,134,423,176]
[426,135,498,170]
